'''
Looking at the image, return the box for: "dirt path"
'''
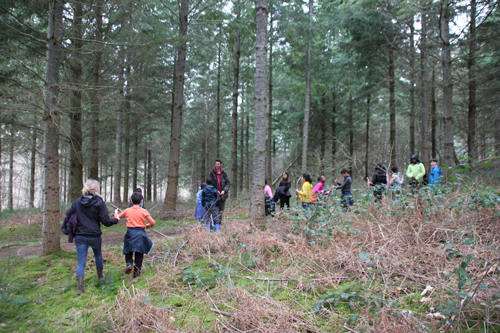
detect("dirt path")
[0,227,185,259]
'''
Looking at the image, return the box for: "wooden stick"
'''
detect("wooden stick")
[343,325,359,333]
[110,204,122,211]
[210,308,232,318]
[148,227,174,239]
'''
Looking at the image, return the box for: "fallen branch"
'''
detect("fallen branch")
[343,325,359,333]
[243,276,291,282]
[210,308,232,318]
[148,228,174,239]
[173,240,188,267]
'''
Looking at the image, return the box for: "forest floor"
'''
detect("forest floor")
[1,185,500,332]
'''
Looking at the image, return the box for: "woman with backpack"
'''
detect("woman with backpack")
[65,179,119,296]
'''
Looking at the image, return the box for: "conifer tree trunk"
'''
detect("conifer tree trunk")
[132,121,138,191]
[68,0,83,202]
[301,0,313,173]
[216,40,221,158]
[42,0,63,255]
[431,69,437,158]
[245,111,250,191]
[89,0,102,180]
[147,147,152,201]
[319,95,326,173]
[420,11,429,169]
[331,96,337,177]
[29,115,37,207]
[267,5,273,180]
[123,87,131,202]
[251,0,268,226]
[9,122,14,210]
[467,0,476,162]
[113,65,125,203]
[240,112,244,192]
[153,157,157,202]
[110,164,113,202]
[389,48,396,166]
[409,18,416,154]
[164,0,189,211]
[0,124,2,211]
[144,145,148,198]
[365,95,370,180]
[441,1,454,179]
[231,0,241,199]
[348,94,354,175]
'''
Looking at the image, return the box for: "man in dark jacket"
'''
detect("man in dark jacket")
[208,159,231,222]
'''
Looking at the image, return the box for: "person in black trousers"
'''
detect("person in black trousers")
[274,171,292,210]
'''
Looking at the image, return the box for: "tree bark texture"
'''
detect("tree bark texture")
[132,120,138,191]
[409,18,416,154]
[240,113,244,192]
[123,84,131,203]
[467,0,476,162]
[441,1,454,179]
[216,39,221,158]
[348,94,354,175]
[29,114,37,207]
[68,0,83,202]
[9,122,14,210]
[431,68,437,158]
[331,95,337,178]
[389,47,396,167]
[251,0,268,226]
[319,96,326,174]
[147,147,152,201]
[113,65,125,203]
[301,0,313,173]
[231,0,241,200]
[365,95,370,180]
[164,0,189,211]
[267,5,273,180]
[42,0,63,255]
[245,110,250,191]
[420,11,429,170]
[89,0,102,180]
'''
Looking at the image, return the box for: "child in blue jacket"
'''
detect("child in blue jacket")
[429,158,442,187]
[201,178,220,232]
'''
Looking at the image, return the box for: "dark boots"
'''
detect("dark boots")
[96,267,105,281]
[77,276,85,295]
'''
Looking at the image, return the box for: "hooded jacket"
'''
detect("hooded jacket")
[208,167,231,200]
[66,195,118,237]
[201,185,220,208]
[297,181,313,203]
[406,154,426,182]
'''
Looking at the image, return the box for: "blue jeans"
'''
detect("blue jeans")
[341,192,354,209]
[75,235,103,276]
[302,202,311,210]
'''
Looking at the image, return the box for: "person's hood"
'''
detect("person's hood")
[80,195,99,207]
[213,166,224,174]
[374,169,386,175]
[410,154,420,164]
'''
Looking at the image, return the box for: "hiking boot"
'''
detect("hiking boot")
[125,263,133,274]
[77,276,85,296]
[96,267,105,281]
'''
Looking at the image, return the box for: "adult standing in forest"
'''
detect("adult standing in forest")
[208,159,231,222]
[274,171,292,210]
[65,179,118,295]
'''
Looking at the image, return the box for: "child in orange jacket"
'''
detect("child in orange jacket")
[115,192,155,278]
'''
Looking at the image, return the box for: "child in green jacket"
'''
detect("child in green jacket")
[406,154,426,189]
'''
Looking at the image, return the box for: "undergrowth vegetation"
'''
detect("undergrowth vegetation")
[1,179,499,332]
